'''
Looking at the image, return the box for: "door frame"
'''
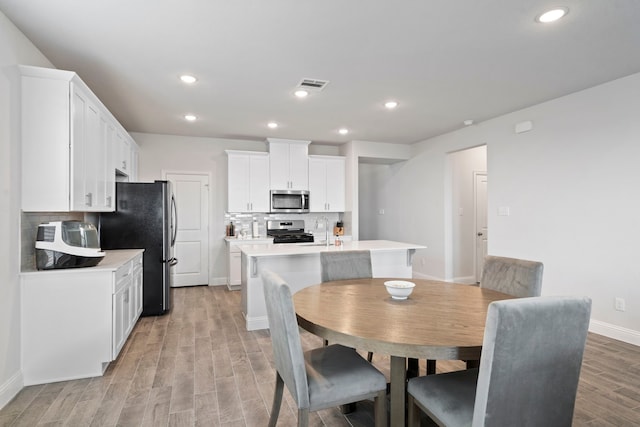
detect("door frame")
[473,171,488,283]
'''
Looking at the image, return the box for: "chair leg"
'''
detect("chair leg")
[367,351,374,362]
[374,389,388,427]
[268,373,284,427]
[426,359,436,375]
[297,408,309,427]
[407,358,420,378]
[466,359,479,369]
[340,403,356,414]
[407,395,421,427]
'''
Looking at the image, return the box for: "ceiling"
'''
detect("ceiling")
[1,1,639,145]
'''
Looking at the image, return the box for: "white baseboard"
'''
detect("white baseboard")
[0,370,23,410]
[452,275,476,285]
[245,315,268,331]
[589,319,640,347]
[412,271,446,281]
[209,276,227,286]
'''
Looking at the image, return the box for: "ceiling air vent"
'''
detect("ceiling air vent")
[297,78,329,92]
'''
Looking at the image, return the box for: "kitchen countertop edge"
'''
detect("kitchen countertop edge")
[239,240,426,257]
[21,249,145,274]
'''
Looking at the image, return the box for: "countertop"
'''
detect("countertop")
[224,237,274,244]
[21,249,144,274]
[239,240,426,257]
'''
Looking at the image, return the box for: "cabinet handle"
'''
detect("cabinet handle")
[250,203,253,211]
[106,196,112,207]
[85,193,93,206]
[247,202,250,211]
[122,160,127,170]
[124,289,129,303]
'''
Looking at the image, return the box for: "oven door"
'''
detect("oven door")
[270,190,310,213]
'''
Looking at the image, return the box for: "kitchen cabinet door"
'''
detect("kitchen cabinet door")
[227,151,269,212]
[324,157,346,212]
[112,284,129,358]
[308,155,345,212]
[114,131,131,175]
[101,117,115,210]
[249,154,270,212]
[267,139,310,190]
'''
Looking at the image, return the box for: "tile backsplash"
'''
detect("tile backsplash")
[224,212,342,239]
[21,212,84,271]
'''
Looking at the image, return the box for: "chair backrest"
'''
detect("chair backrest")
[480,255,543,297]
[262,270,310,409]
[320,250,372,282]
[472,296,592,427]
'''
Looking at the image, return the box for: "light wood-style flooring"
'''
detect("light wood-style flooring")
[1,285,639,426]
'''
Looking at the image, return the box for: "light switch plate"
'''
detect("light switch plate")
[498,206,510,216]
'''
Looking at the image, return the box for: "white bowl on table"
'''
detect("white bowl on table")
[384,280,415,300]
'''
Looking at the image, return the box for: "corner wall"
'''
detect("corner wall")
[0,11,54,408]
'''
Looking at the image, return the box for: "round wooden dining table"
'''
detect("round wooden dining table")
[293,278,514,427]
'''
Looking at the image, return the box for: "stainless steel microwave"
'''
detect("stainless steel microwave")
[270,190,310,213]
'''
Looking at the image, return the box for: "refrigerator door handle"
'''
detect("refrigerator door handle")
[170,194,178,247]
[169,257,178,266]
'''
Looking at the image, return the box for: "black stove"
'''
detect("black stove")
[267,220,314,244]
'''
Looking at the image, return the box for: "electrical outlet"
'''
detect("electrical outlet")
[614,297,626,312]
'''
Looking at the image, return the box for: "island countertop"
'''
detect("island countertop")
[239,240,427,331]
[239,239,426,257]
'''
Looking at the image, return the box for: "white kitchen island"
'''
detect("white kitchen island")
[239,240,426,331]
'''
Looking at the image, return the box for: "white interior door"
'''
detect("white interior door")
[166,173,209,287]
[474,172,488,283]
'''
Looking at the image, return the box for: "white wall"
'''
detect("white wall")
[131,133,267,285]
[368,72,640,344]
[0,11,54,408]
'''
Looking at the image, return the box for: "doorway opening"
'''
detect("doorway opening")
[446,145,487,284]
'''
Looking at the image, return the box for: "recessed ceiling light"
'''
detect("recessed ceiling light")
[463,119,474,126]
[338,128,349,135]
[184,114,197,121]
[294,89,309,98]
[536,7,568,23]
[384,100,398,109]
[267,122,279,129]
[180,75,197,84]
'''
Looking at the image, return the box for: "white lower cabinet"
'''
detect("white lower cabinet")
[20,250,144,385]
[112,254,142,358]
[225,238,272,290]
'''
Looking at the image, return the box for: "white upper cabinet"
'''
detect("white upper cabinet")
[20,65,133,212]
[267,138,310,190]
[114,130,130,175]
[226,151,270,213]
[308,155,346,212]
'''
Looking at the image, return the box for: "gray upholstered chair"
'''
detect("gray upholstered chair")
[480,255,544,297]
[426,255,545,375]
[407,296,591,427]
[320,249,373,283]
[320,250,375,362]
[262,270,388,427]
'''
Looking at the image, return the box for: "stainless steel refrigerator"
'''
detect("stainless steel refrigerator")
[99,181,178,316]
